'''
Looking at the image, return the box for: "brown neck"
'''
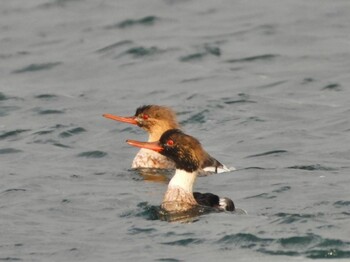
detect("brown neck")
[148,121,180,142]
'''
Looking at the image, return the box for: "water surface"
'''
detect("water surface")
[1,0,350,261]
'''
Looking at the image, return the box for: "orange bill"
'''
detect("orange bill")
[126,140,163,152]
[103,113,138,125]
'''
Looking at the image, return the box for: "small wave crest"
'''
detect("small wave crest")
[216,233,350,258]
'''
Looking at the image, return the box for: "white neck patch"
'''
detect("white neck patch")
[168,169,197,193]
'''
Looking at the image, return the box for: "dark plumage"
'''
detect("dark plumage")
[158,129,224,172]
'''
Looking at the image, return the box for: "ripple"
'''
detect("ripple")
[0,257,22,261]
[96,40,133,53]
[301,77,315,84]
[272,186,291,193]
[128,226,157,235]
[246,150,288,158]
[256,80,287,89]
[37,109,65,115]
[1,188,26,194]
[53,142,71,148]
[33,130,55,135]
[242,167,266,170]
[155,258,181,262]
[204,44,221,56]
[288,164,337,171]
[217,233,273,247]
[179,53,206,62]
[0,51,29,60]
[120,127,137,133]
[272,212,320,224]
[162,238,204,246]
[93,172,106,176]
[105,16,160,29]
[279,234,319,247]
[77,151,107,158]
[180,77,209,83]
[0,129,30,140]
[34,124,68,137]
[258,249,299,256]
[226,54,278,63]
[322,83,341,91]
[0,92,8,101]
[0,106,20,117]
[217,233,350,259]
[12,62,61,74]
[33,139,71,148]
[239,116,265,124]
[0,148,22,154]
[179,45,221,62]
[222,93,256,105]
[180,110,209,125]
[39,0,83,8]
[333,200,350,207]
[306,249,350,259]
[244,193,276,199]
[121,46,162,58]
[120,202,160,220]
[59,127,86,138]
[224,99,256,105]
[34,94,59,100]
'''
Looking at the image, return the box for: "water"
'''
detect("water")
[1,0,350,261]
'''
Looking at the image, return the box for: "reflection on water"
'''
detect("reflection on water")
[158,205,215,223]
[132,168,173,183]
[139,202,247,223]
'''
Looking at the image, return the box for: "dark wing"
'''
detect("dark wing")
[201,153,224,173]
[193,192,235,212]
[193,192,219,207]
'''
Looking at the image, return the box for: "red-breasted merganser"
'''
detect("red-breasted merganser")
[103,105,232,173]
[126,129,235,212]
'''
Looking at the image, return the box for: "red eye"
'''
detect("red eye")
[167,139,174,146]
[143,114,149,120]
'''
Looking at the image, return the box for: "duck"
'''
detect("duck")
[103,105,232,173]
[126,129,235,213]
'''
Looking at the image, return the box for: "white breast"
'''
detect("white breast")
[131,148,175,169]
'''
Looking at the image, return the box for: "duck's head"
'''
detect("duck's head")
[127,129,218,172]
[104,105,179,141]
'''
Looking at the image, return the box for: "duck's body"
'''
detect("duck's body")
[131,148,175,169]
[127,129,235,212]
[161,169,197,212]
[104,105,232,173]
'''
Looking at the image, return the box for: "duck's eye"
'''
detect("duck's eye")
[142,114,149,120]
[166,139,174,146]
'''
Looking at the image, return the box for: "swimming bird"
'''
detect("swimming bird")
[103,105,232,173]
[126,129,235,213]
